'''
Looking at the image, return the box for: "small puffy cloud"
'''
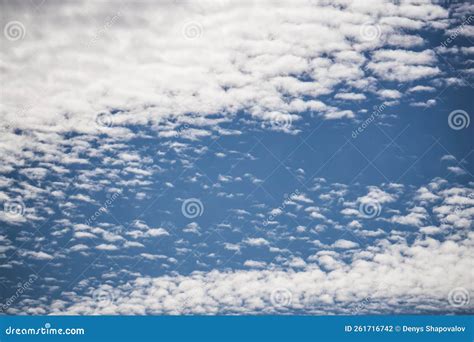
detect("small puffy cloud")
[45,233,473,315]
[335,93,366,101]
[96,244,119,251]
[244,260,267,268]
[415,187,440,203]
[359,187,396,205]
[25,251,54,260]
[287,257,307,268]
[147,228,170,237]
[348,220,362,229]
[244,238,270,246]
[333,239,359,249]
[420,226,442,235]
[447,166,467,176]
[140,253,167,260]
[377,89,402,99]
[74,232,97,239]
[70,244,89,252]
[390,207,428,227]
[410,99,436,108]
[183,222,200,234]
[408,85,436,93]
[368,49,440,81]
[291,193,313,204]
[441,154,457,162]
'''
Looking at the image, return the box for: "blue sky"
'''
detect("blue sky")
[0,0,473,315]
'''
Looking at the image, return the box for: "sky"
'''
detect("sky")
[0,0,473,315]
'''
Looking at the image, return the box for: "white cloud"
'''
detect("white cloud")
[70,244,89,252]
[24,251,54,260]
[408,85,436,93]
[415,187,440,203]
[368,49,440,82]
[40,233,473,315]
[292,193,313,204]
[0,1,451,170]
[0,1,471,317]
[410,99,436,108]
[390,206,428,227]
[333,239,359,249]
[244,260,267,268]
[244,238,270,246]
[447,166,467,176]
[441,154,457,162]
[377,89,402,99]
[335,93,366,101]
[96,244,119,251]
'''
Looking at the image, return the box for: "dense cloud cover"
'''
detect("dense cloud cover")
[0,0,473,315]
